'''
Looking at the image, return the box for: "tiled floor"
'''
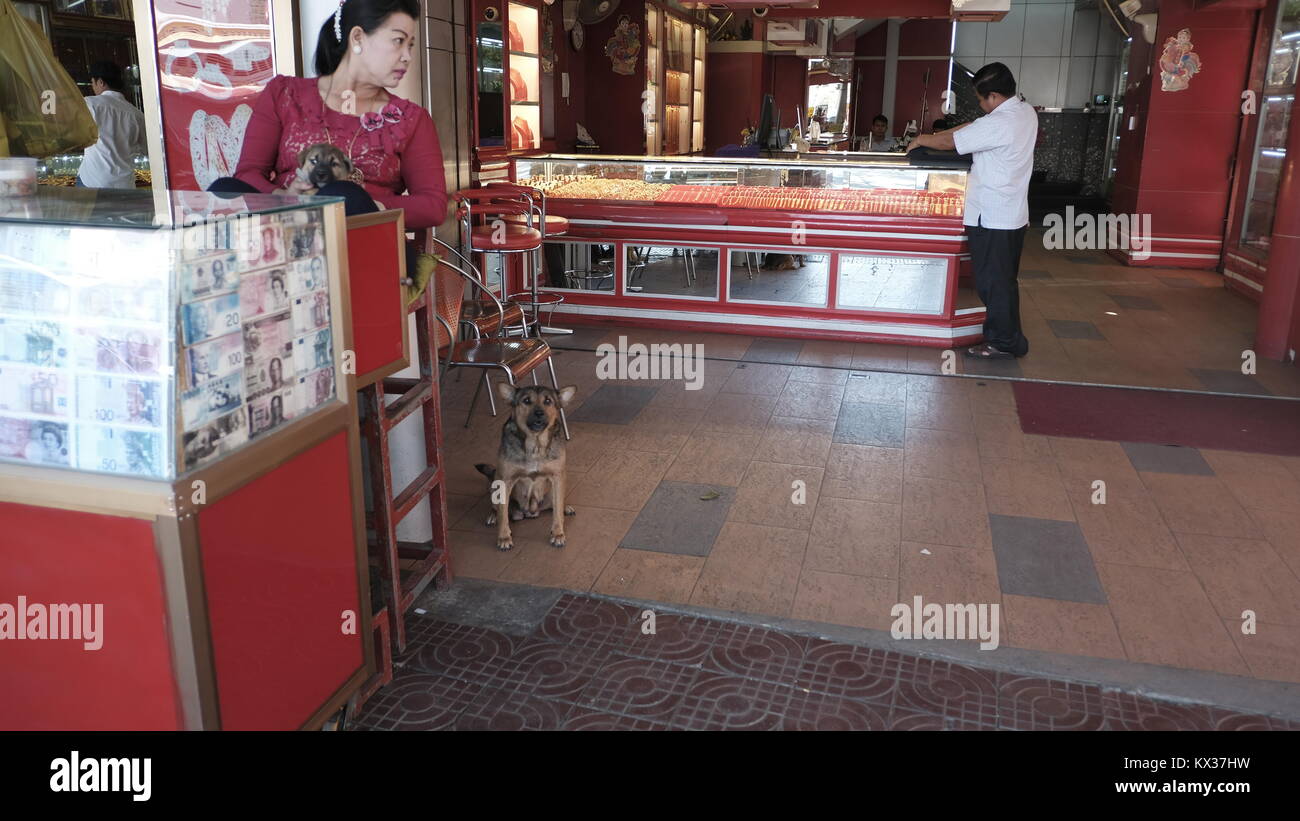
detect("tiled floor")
[350,592,1300,730]
[415,241,1300,728]
[436,343,1300,693]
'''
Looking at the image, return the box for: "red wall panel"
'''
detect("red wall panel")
[197,431,363,730]
[0,503,181,730]
[707,52,763,152]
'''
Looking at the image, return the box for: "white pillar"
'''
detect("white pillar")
[883,19,901,134]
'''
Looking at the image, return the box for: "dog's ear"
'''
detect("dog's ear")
[335,150,354,175]
[496,381,517,404]
[296,146,312,168]
[557,386,577,407]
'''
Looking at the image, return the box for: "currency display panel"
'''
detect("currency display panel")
[0,190,343,481]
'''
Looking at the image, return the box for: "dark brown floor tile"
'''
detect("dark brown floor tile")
[403,622,518,682]
[535,593,641,652]
[1100,691,1216,730]
[492,638,612,701]
[669,673,793,730]
[894,656,999,727]
[351,669,483,731]
[997,676,1106,731]
[573,655,699,719]
[561,707,672,730]
[794,639,902,703]
[455,687,573,731]
[781,691,892,731]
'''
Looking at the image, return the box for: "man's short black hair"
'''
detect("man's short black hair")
[932,118,950,131]
[89,61,125,91]
[972,62,1016,98]
[872,114,889,126]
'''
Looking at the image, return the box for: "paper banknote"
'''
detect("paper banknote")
[239,267,291,319]
[291,291,331,335]
[76,424,165,478]
[74,326,165,376]
[0,366,70,417]
[245,352,290,401]
[293,328,333,374]
[248,385,297,438]
[181,293,241,346]
[237,217,286,268]
[180,371,243,432]
[0,417,71,467]
[289,257,328,295]
[180,252,239,302]
[75,375,163,428]
[0,269,72,316]
[0,319,69,369]
[242,311,293,365]
[76,282,167,324]
[285,224,323,261]
[182,407,248,471]
[297,366,335,411]
[186,332,244,388]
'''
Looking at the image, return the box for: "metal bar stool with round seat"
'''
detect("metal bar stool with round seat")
[484,181,572,337]
[451,188,544,338]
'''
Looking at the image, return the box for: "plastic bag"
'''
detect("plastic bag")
[0,0,97,158]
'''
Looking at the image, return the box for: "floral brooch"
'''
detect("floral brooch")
[361,103,405,131]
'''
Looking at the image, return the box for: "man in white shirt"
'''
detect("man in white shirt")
[77,62,146,190]
[908,62,1037,358]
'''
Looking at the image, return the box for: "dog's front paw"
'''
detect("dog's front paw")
[496,535,514,551]
[549,529,566,548]
[485,511,497,526]
[564,506,576,516]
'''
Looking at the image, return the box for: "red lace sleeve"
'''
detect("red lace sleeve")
[233,75,289,193]
[383,107,448,230]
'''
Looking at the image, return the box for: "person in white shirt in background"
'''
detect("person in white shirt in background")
[908,62,1037,358]
[77,61,146,189]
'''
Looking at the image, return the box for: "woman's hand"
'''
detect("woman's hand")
[284,175,317,196]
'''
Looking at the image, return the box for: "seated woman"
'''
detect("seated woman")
[209,0,446,239]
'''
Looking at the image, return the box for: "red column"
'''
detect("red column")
[1255,98,1300,361]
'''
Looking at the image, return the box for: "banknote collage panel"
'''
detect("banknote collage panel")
[0,225,173,478]
[178,208,336,472]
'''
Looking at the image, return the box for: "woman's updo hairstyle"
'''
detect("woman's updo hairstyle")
[315,0,421,77]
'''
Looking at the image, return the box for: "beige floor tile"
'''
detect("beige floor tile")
[498,506,636,590]
[727,461,825,530]
[647,359,735,409]
[901,475,993,550]
[898,542,1002,604]
[447,527,523,579]
[753,415,836,467]
[591,549,706,604]
[852,343,911,371]
[772,379,845,420]
[1174,533,1300,626]
[1200,449,1300,514]
[787,365,849,384]
[797,340,855,368]
[1066,479,1188,570]
[1096,562,1249,676]
[1223,619,1300,683]
[967,379,1018,415]
[904,389,975,433]
[823,443,905,504]
[697,392,776,436]
[690,521,809,616]
[719,362,792,396]
[974,412,1054,460]
[842,371,908,405]
[1140,472,1264,539]
[1000,594,1127,660]
[568,450,674,511]
[790,570,898,630]
[663,430,761,487]
[904,427,982,482]
[906,372,973,397]
[982,457,1076,522]
[609,405,703,454]
[804,497,901,578]
[1249,506,1300,580]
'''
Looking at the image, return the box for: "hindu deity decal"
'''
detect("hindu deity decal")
[605,15,641,76]
[1159,28,1202,92]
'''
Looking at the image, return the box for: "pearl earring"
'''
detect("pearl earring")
[352,44,361,54]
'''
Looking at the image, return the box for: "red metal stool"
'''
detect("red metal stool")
[486,181,573,337]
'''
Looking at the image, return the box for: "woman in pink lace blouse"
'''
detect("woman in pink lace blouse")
[209,0,447,231]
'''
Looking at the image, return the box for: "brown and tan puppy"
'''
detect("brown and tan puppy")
[476,382,576,551]
[292,143,354,192]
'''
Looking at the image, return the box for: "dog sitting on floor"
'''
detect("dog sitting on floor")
[285,143,354,193]
[475,382,577,551]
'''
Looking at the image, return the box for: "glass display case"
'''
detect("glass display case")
[507,1,542,151]
[1241,0,1300,250]
[644,8,705,156]
[515,154,968,217]
[0,189,344,481]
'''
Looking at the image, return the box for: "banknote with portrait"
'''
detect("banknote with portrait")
[74,325,165,376]
[181,293,241,346]
[76,424,166,478]
[76,374,163,427]
[0,366,71,417]
[180,371,243,432]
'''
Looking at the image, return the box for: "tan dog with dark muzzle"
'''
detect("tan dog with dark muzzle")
[477,382,576,551]
[291,143,355,193]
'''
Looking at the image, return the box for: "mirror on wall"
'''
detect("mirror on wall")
[624,246,719,299]
[476,22,505,146]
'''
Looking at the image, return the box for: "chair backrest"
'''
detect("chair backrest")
[433,260,467,354]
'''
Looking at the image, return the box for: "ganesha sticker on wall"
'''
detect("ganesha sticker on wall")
[604,15,641,75]
[1159,28,1202,92]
